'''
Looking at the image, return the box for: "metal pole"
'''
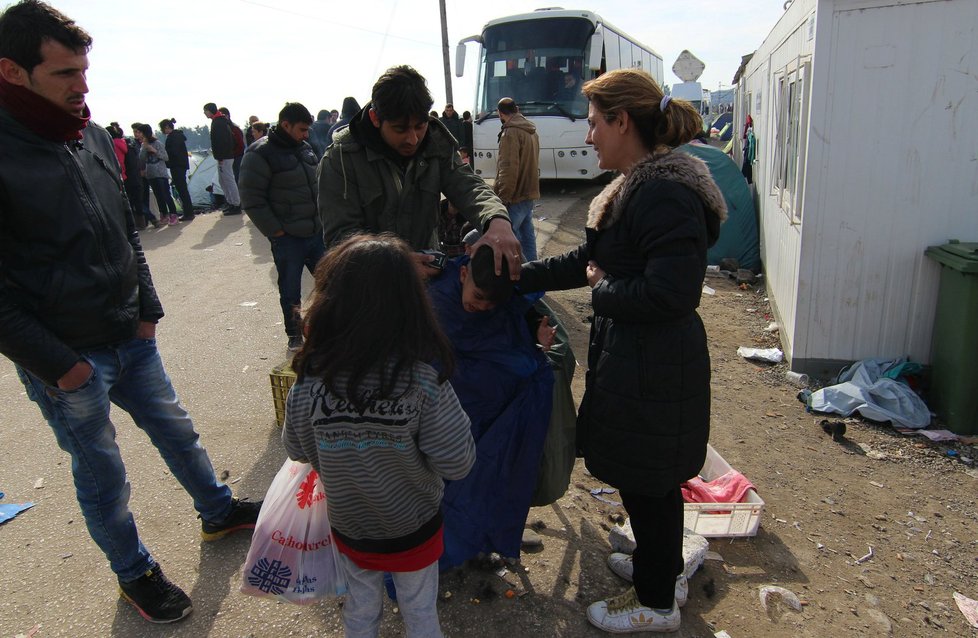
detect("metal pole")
[439,0,454,105]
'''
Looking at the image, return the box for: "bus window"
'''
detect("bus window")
[477,17,596,118]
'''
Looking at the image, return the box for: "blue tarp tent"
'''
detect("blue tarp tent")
[681,142,761,272]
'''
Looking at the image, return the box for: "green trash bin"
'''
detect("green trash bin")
[925,241,978,434]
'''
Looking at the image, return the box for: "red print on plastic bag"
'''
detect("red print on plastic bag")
[296,470,321,509]
[241,461,345,603]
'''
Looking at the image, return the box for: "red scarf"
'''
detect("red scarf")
[0,77,90,142]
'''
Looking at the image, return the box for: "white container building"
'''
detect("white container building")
[733,0,978,378]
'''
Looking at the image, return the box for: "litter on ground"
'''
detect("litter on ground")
[736,347,783,363]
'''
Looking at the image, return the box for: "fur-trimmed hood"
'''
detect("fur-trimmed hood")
[587,150,727,240]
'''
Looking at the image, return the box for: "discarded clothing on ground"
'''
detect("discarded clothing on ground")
[807,357,931,429]
[428,258,553,569]
[0,491,34,525]
[681,469,756,505]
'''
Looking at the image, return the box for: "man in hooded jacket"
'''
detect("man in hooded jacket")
[494,97,541,261]
[318,65,522,277]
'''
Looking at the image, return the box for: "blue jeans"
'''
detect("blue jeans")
[507,200,538,261]
[139,177,157,221]
[16,337,232,582]
[270,233,326,337]
[148,176,177,217]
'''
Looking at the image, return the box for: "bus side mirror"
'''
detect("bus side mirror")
[455,43,466,77]
[455,35,481,78]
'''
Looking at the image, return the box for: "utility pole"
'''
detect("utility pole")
[439,0,454,105]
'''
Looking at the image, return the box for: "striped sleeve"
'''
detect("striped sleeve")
[281,380,315,469]
[415,372,475,481]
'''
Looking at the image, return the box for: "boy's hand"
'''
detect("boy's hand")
[586,260,606,287]
[536,315,557,352]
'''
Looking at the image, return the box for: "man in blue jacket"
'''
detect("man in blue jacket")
[0,0,259,625]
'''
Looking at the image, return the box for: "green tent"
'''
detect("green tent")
[680,142,760,272]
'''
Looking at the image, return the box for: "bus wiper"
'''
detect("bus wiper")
[475,109,497,124]
[521,101,577,122]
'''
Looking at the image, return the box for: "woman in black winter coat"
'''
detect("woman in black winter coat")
[159,118,195,220]
[518,68,726,634]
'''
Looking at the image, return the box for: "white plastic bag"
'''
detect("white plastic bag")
[241,459,346,603]
[736,346,784,363]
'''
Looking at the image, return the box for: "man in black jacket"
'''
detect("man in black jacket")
[203,101,241,214]
[0,0,259,625]
[239,102,324,352]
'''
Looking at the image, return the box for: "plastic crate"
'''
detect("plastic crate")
[269,361,296,427]
[682,444,764,537]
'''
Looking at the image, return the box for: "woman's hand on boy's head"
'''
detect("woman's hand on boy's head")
[475,217,522,280]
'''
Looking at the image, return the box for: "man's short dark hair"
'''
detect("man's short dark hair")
[278,102,313,125]
[469,245,513,306]
[371,65,433,124]
[497,97,518,116]
[203,102,218,114]
[0,0,92,73]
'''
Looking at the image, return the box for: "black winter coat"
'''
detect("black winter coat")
[519,150,726,496]
[164,129,190,171]
[439,112,464,145]
[209,114,234,160]
[239,126,320,239]
[0,110,163,385]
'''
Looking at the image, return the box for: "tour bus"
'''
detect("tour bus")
[456,8,662,180]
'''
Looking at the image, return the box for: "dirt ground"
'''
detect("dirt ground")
[3,183,977,637]
[429,187,978,637]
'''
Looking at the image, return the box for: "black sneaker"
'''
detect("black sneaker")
[118,564,192,624]
[179,214,195,222]
[287,335,304,353]
[222,205,242,216]
[200,497,262,541]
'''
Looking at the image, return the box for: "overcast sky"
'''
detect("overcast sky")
[45,0,788,128]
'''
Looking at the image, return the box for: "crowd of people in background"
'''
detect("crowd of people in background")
[0,2,726,635]
[105,97,369,232]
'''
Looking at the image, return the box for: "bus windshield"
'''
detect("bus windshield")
[476,17,595,120]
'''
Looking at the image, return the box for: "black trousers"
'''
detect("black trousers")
[170,167,194,215]
[620,486,685,609]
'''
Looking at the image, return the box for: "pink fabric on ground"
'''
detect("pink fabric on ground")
[681,469,756,504]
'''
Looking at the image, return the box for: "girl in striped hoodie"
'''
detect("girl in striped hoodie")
[283,233,475,638]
